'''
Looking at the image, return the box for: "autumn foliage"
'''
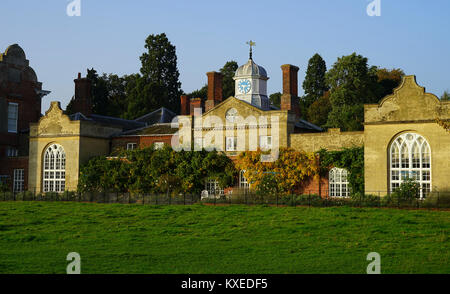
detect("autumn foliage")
[235,148,320,194]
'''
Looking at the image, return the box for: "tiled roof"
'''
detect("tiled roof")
[295,119,323,132]
[134,107,177,125]
[118,123,178,136]
[69,112,145,131]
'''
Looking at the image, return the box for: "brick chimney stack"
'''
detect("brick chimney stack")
[180,95,190,115]
[280,64,301,118]
[72,72,92,116]
[190,98,203,116]
[205,71,223,112]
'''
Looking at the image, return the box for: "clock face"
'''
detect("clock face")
[238,79,251,94]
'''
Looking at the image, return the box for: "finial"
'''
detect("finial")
[246,40,256,60]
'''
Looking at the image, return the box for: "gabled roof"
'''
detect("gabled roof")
[134,107,177,125]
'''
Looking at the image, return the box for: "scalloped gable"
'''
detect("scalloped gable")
[31,101,80,136]
[365,75,449,123]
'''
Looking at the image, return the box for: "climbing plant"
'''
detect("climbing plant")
[317,146,364,196]
[235,148,320,194]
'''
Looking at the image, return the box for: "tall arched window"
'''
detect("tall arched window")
[43,144,66,193]
[329,167,350,197]
[389,133,431,198]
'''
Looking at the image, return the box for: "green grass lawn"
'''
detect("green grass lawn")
[0,201,449,274]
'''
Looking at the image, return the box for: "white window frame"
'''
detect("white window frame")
[329,167,350,198]
[153,142,164,150]
[205,178,224,196]
[259,135,272,151]
[239,170,250,190]
[389,133,431,199]
[43,144,66,193]
[226,137,237,151]
[126,143,137,150]
[13,169,24,193]
[8,102,18,133]
[7,147,18,157]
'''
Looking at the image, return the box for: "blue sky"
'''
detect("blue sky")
[1,0,449,113]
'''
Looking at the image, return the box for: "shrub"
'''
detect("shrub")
[393,178,420,200]
[423,191,450,208]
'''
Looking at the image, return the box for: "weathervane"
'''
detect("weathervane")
[246,40,256,60]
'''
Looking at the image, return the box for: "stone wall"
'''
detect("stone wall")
[290,128,364,153]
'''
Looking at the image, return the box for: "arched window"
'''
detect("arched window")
[43,144,66,193]
[329,168,350,197]
[239,170,249,190]
[389,133,431,198]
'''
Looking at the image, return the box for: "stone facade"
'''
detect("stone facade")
[28,102,121,192]
[364,76,450,194]
[5,44,449,197]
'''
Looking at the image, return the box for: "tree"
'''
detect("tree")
[220,61,238,99]
[188,85,208,100]
[307,91,332,128]
[269,92,281,108]
[441,91,450,101]
[302,53,328,109]
[187,60,238,101]
[325,53,379,131]
[376,68,405,99]
[125,33,182,118]
[65,68,136,118]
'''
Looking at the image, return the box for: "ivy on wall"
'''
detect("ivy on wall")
[317,146,365,195]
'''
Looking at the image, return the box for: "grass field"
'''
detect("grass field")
[0,201,449,274]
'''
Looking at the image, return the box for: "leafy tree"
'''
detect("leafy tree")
[125,33,182,118]
[187,60,238,101]
[269,92,281,108]
[441,91,450,101]
[376,68,405,99]
[325,53,379,131]
[220,61,238,99]
[307,91,332,128]
[66,68,138,118]
[188,85,208,100]
[302,53,328,109]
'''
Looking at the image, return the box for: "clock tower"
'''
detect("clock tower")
[233,41,270,110]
